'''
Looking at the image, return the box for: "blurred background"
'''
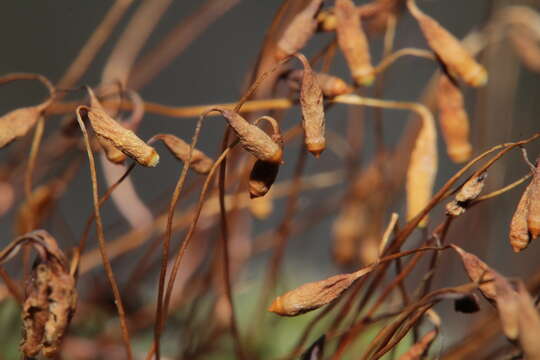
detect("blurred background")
[0,0,539,359]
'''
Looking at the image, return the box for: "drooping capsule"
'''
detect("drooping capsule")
[335,0,375,86]
[407,0,487,87]
[510,182,532,252]
[152,133,213,174]
[526,158,540,239]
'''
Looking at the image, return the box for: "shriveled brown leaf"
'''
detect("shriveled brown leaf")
[406,107,437,227]
[451,244,496,302]
[446,172,487,216]
[152,133,213,174]
[407,0,487,87]
[275,0,324,60]
[436,74,471,163]
[294,53,326,156]
[335,0,375,86]
[510,181,532,252]
[398,329,437,360]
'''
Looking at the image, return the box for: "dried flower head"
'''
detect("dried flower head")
[446,172,487,216]
[407,0,487,87]
[214,108,283,163]
[82,87,159,167]
[151,133,213,174]
[335,0,375,86]
[294,53,326,157]
[510,182,532,252]
[436,74,472,163]
[275,0,324,60]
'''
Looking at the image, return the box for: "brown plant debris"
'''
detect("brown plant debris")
[436,74,472,163]
[152,133,213,174]
[407,0,487,87]
[446,172,487,216]
[335,0,375,86]
[17,231,77,358]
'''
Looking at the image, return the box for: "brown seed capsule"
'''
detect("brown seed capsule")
[216,108,283,163]
[436,75,472,163]
[446,172,487,216]
[335,0,375,86]
[406,108,437,227]
[294,53,326,156]
[83,88,159,167]
[275,0,324,60]
[527,159,540,239]
[249,160,280,198]
[398,329,437,360]
[451,244,496,302]
[287,69,353,98]
[317,9,337,32]
[152,133,213,174]
[268,272,361,316]
[509,27,540,73]
[510,182,532,252]
[15,184,57,235]
[365,0,403,34]
[407,0,487,87]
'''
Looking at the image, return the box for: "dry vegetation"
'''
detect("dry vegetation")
[0,0,540,359]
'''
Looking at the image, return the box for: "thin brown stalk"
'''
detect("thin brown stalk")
[74,107,133,360]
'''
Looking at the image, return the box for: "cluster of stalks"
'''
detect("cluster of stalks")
[0,0,540,359]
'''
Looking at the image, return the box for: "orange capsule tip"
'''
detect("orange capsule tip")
[307,141,325,157]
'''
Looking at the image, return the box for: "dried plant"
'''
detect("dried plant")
[0,1,539,359]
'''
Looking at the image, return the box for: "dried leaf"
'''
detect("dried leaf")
[153,133,213,174]
[406,108,437,227]
[398,329,437,360]
[276,0,324,60]
[84,88,159,167]
[249,160,280,198]
[527,159,540,239]
[436,74,471,163]
[407,0,487,87]
[510,182,532,252]
[295,53,326,156]
[335,0,375,86]
[217,108,283,163]
[446,172,487,216]
[451,244,496,302]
